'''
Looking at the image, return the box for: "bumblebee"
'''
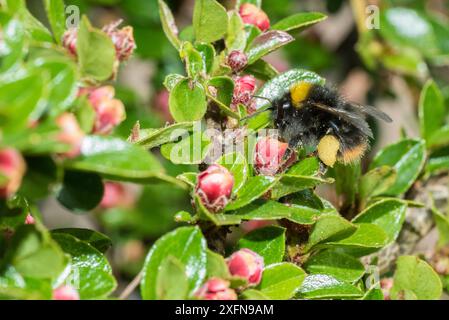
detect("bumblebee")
[268,82,392,167]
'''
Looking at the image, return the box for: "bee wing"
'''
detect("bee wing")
[350,103,393,123]
[311,102,373,138]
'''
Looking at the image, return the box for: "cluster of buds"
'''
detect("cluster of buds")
[239,3,270,32]
[99,182,136,210]
[52,285,80,300]
[79,86,126,135]
[254,137,291,176]
[232,75,256,110]
[63,20,136,62]
[0,148,26,198]
[195,164,234,213]
[195,249,264,300]
[56,113,85,158]
[227,50,248,72]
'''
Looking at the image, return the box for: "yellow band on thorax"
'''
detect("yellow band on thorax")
[290,82,312,108]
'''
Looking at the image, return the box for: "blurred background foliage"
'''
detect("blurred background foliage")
[25,0,449,288]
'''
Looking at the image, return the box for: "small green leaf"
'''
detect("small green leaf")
[359,166,397,204]
[226,12,246,51]
[53,233,116,299]
[169,79,207,122]
[195,195,242,226]
[246,31,294,65]
[391,256,442,300]
[141,227,207,300]
[135,122,195,149]
[158,0,181,50]
[57,171,104,214]
[164,74,185,91]
[304,250,365,283]
[297,274,363,299]
[206,249,230,279]
[52,228,112,253]
[237,226,286,265]
[195,43,215,74]
[257,263,306,300]
[333,162,361,207]
[193,0,228,43]
[216,152,248,195]
[180,42,205,78]
[77,16,115,81]
[352,199,407,243]
[431,206,449,247]
[225,176,278,211]
[156,256,188,300]
[44,0,66,43]
[244,59,279,81]
[370,139,426,196]
[428,125,449,149]
[272,12,327,32]
[419,80,445,147]
[0,18,25,72]
[160,130,211,165]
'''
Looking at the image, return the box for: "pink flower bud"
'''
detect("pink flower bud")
[52,285,80,300]
[24,214,35,225]
[99,182,136,209]
[0,148,26,198]
[62,28,78,56]
[254,137,289,176]
[103,20,136,62]
[227,50,248,72]
[196,164,234,212]
[239,3,270,32]
[195,278,237,300]
[153,90,173,123]
[232,75,256,108]
[56,113,85,158]
[226,248,264,287]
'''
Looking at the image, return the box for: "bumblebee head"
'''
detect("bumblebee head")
[290,82,313,108]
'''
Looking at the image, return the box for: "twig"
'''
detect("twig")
[119,272,143,300]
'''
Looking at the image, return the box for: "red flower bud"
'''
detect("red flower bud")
[196,164,234,212]
[254,137,289,176]
[239,3,270,32]
[80,86,126,135]
[24,214,35,225]
[56,113,85,158]
[226,248,264,287]
[227,50,248,72]
[52,285,80,300]
[103,20,136,62]
[195,278,237,300]
[99,182,136,209]
[62,28,78,56]
[232,75,256,108]
[0,149,26,198]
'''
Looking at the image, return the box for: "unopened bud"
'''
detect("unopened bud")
[56,113,85,158]
[195,278,237,300]
[227,50,248,72]
[254,137,289,176]
[24,214,35,225]
[52,285,80,300]
[99,182,136,209]
[0,148,26,198]
[62,28,78,56]
[232,75,256,108]
[196,165,234,213]
[103,20,136,62]
[239,3,270,32]
[226,248,264,287]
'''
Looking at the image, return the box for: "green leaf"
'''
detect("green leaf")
[65,136,178,185]
[169,79,207,122]
[18,156,57,202]
[428,125,449,149]
[352,199,407,243]
[5,225,68,280]
[52,233,117,299]
[305,214,356,252]
[333,162,361,206]
[240,289,270,300]
[391,256,442,300]
[226,12,246,51]
[57,171,104,214]
[362,287,384,300]
[52,228,112,253]
[257,263,306,300]
[225,176,278,211]
[180,42,204,78]
[431,206,449,247]
[136,122,195,149]
[195,43,215,74]
[237,226,286,265]
[325,223,389,256]
[419,80,445,147]
[272,12,327,32]
[141,227,207,300]
[193,0,228,43]
[156,256,188,300]
[244,59,279,81]
[297,274,363,299]
[158,0,180,50]
[160,130,211,165]
[427,155,449,174]
[44,0,66,43]
[207,76,235,109]
[216,152,248,195]
[304,250,365,283]
[77,16,115,81]
[195,195,242,226]
[231,200,319,225]
[246,31,294,65]
[370,139,426,196]
[359,166,397,204]
[164,74,185,91]
[0,18,26,72]
[206,249,230,279]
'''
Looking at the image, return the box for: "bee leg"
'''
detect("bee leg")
[317,135,340,168]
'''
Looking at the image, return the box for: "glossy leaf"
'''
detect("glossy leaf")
[0,18,25,72]
[226,12,246,51]
[169,79,207,122]
[237,226,286,265]
[44,0,66,43]
[272,12,327,32]
[225,176,278,211]
[193,0,228,43]
[52,228,112,253]
[359,166,397,204]
[180,42,204,78]
[136,122,195,149]
[158,0,180,50]
[297,274,363,299]
[141,227,207,300]
[216,152,248,195]
[245,59,279,81]
[156,256,188,300]
[419,80,445,147]
[246,31,294,65]
[206,250,230,279]
[160,130,211,165]
[257,263,306,300]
